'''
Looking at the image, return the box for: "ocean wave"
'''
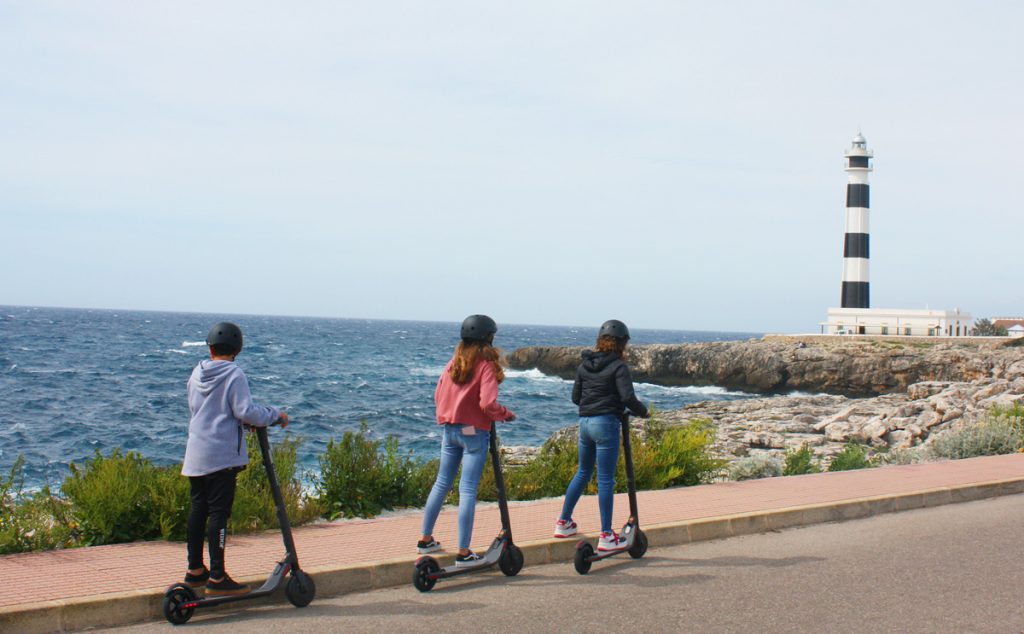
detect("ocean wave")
[505,368,572,384]
[409,365,446,377]
[165,349,188,355]
[634,382,748,397]
[181,341,206,347]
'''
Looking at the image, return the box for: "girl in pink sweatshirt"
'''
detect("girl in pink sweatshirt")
[417,315,516,565]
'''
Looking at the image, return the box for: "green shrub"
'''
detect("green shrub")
[927,417,1022,460]
[632,418,724,489]
[827,442,872,472]
[783,444,821,476]
[62,449,166,545]
[728,454,783,481]
[1,456,76,554]
[231,431,321,531]
[478,416,725,501]
[315,422,437,519]
[148,465,191,541]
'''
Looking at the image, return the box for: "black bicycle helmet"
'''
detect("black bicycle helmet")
[206,322,244,352]
[598,319,630,341]
[460,314,498,342]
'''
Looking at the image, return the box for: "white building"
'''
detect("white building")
[822,307,973,337]
[822,133,973,337]
[1008,325,1024,339]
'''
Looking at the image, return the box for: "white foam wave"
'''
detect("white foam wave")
[504,368,572,384]
[181,341,206,347]
[165,349,188,355]
[8,364,16,371]
[634,382,748,397]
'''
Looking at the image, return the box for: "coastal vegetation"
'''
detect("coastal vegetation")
[2,405,1022,555]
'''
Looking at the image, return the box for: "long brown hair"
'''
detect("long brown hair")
[449,340,505,385]
[595,335,628,358]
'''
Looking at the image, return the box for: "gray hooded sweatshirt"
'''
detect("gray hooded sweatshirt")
[182,360,280,477]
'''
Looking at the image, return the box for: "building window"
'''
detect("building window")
[881,326,889,335]
[904,327,912,336]
[928,328,936,336]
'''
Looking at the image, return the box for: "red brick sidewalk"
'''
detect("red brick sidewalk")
[2,453,1023,610]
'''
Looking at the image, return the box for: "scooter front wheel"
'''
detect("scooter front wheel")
[413,557,440,592]
[286,570,316,607]
[499,543,524,576]
[574,541,594,575]
[629,528,648,559]
[162,583,196,625]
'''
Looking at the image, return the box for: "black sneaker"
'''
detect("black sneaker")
[184,567,209,588]
[455,551,483,567]
[417,538,442,554]
[206,574,251,596]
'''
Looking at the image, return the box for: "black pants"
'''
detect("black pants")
[187,467,239,578]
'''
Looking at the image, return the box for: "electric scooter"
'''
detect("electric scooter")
[573,414,648,574]
[162,420,316,625]
[412,428,524,591]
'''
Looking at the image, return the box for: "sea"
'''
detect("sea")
[0,306,760,490]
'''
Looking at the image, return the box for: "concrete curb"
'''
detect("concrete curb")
[4,476,1024,632]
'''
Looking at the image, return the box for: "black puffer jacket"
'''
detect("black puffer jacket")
[571,350,649,418]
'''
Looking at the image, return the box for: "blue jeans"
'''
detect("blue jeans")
[421,424,491,550]
[559,415,622,533]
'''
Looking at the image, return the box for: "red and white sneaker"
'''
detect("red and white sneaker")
[553,519,578,538]
[598,531,627,551]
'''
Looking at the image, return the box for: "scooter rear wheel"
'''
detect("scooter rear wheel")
[162,583,196,625]
[413,557,440,592]
[286,570,316,607]
[499,544,524,576]
[628,528,648,559]
[574,541,594,575]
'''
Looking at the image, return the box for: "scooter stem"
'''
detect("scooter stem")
[256,426,300,568]
[489,429,514,543]
[620,414,639,523]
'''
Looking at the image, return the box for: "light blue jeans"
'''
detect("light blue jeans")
[421,424,491,550]
[559,415,622,533]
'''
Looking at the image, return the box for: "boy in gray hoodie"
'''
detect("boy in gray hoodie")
[182,322,288,596]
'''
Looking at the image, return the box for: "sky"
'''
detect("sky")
[1,1,1022,333]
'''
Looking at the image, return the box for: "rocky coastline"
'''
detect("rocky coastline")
[504,336,1024,464]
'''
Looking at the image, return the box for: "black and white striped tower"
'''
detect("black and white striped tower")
[841,131,873,308]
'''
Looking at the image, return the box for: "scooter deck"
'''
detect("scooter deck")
[426,534,507,579]
[583,519,639,562]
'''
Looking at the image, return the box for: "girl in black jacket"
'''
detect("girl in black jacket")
[553,320,649,551]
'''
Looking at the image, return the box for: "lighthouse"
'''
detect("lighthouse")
[841,131,872,308]
[823,133,974,337]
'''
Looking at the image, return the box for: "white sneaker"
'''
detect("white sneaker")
[455,551,483,567]
[598,531,627,551]
[417,538,441,554]
[553,519,578,538]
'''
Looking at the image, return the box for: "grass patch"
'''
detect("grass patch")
[728,454,783,481]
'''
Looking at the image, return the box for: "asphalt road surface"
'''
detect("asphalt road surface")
[111,494,1024,633]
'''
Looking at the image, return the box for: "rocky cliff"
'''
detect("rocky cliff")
[503,336,1024,462]
[505,336,1024,397]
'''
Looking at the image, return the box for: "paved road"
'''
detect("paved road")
[111,494,1024,633]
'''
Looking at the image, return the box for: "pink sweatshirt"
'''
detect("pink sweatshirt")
[434,357,513,432]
